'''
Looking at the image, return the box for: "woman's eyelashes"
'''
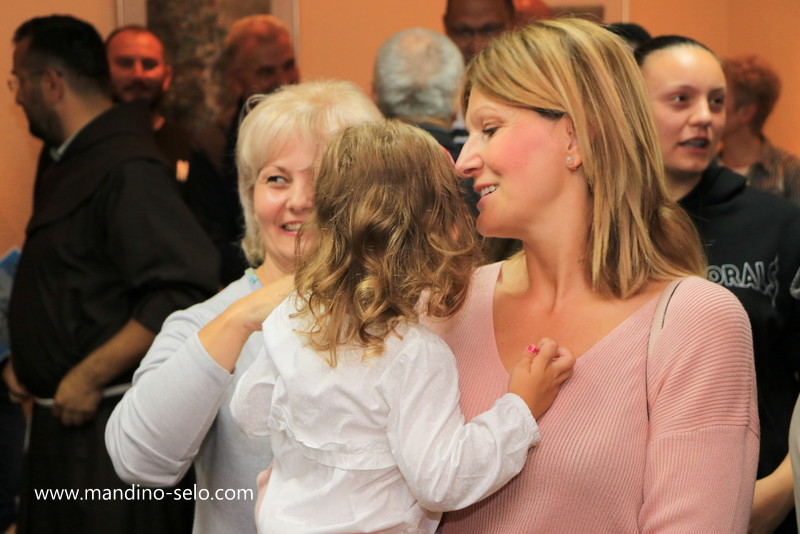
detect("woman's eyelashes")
[481,125,498,137]
[259,173,288,186]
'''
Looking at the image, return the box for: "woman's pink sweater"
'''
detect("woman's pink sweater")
[422,263,759,533]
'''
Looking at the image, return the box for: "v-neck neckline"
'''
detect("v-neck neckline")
[483,263,669,377]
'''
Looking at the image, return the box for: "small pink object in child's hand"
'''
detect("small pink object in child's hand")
[526,344,539,354]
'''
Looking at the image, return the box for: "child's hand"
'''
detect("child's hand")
[507,338,575,420]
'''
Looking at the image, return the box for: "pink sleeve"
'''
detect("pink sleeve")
[641,278,759,533]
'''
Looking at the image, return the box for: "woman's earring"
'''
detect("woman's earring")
[566,156,575,166]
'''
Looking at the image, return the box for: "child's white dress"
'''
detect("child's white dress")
[230,296,540,534]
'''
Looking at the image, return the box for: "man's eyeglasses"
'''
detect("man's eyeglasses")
[7,71,45,93]
[446,23,507,41]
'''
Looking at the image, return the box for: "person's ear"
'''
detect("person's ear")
[40,67,64,104]
[230,71,249,99]
[563,116,582,171]
[369,80,378,105]
[738,102,757,125]
[451,91,461,123]
[162,64,173,92]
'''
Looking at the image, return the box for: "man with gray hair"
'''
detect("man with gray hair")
[373,27,464,162]
[374,27,515,258]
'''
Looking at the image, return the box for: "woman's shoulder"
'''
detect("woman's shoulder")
[420,263,500,331]
[667,276,747,319]
[460,262,503,303]
[210,274,255,304]
[473,261,503,285]
[158,274,253,331]
[647,276,757,437]
[653,276,752,365]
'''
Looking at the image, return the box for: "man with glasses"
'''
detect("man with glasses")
[443,0,514,65]
[5,14,217,534]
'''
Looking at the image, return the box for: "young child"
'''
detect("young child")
[230,120,575,533]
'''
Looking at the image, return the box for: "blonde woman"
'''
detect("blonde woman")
[422,18,759,532]
[106,80,382,534]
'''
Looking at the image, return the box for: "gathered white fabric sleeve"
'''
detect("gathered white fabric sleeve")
[229,347,276,438]
[105,307,236,486]
[640,279,760,533]
[379,330,540,512]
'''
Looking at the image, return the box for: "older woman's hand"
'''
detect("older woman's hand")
[231,276,295,334]
[199,275,294,372]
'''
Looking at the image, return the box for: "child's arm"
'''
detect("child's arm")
[382,330,574,513]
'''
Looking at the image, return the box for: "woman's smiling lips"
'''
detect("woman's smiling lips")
[476,184,498,198]
[281,221,303,234]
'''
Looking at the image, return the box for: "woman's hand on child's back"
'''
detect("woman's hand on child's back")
[231,276,295,334]
[508,338,575,420]
[199,275,294,372]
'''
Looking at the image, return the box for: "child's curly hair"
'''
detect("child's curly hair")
[293,119,482,366]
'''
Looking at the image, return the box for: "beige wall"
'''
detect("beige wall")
[297,0,443,96]
[729,0,800,157]
[0,0,797,253]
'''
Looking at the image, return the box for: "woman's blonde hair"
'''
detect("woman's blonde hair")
[463,18,705,298]
[294,120,481,366]
[236,80,382,266]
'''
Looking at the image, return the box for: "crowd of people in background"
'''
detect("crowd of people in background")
[2,0,800,533]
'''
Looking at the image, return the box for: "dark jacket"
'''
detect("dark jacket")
[680,163,800,487]
[9,102,219,397]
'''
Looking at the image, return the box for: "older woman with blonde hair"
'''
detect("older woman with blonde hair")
[106,80,382,534]
[422,18,759,532]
